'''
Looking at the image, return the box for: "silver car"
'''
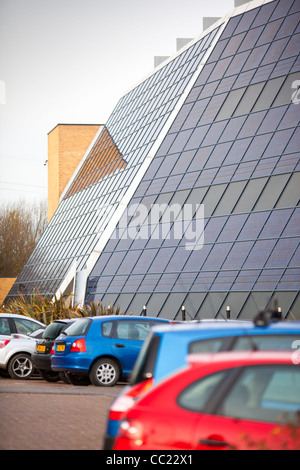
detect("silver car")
[0,313,45,379]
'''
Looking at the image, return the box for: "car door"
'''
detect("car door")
[194,364,300,450]
[111,320,151,374]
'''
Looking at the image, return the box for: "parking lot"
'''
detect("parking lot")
[0,376,126,450]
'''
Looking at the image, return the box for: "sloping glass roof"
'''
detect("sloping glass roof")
[86,0,300,319]
[8,23,221,298]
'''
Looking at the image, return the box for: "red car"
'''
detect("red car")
[114,351,300,450]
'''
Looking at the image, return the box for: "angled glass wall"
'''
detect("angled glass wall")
[86,0,300,319]
[7,25,220,299]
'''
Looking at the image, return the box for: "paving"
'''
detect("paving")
[0,376,126,450]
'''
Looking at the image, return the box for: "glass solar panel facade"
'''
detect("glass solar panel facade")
[7,24,221,299]
[85,0,300,320]
[7,0,300,320]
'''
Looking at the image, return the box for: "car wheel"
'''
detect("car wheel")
[59,372,71,384]
[39,369,60,382]
[8,353,34,380]
[67,373,90,386]
[89,358,120,386]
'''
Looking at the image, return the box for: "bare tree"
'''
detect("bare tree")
[0,199,47,277]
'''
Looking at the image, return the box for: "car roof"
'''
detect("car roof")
[82,315,170,322]
[150,319,300,336]
[0,313,45,324]
[186,350,298,368]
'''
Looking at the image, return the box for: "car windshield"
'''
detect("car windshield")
[42,322,66,340]
[63,318,91,336]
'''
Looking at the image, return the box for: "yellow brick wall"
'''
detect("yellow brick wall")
[0,278,16,305]
[47,124,101,221]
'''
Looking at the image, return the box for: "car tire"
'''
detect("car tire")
[67,373,90,386]
[89,358,120,386]
[39,369,60,382]
[59,372,71,384]
[8,353,34,380]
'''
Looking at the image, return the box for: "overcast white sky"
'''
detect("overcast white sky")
[0,0,233,204]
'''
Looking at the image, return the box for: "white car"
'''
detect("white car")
[0,313,45,379]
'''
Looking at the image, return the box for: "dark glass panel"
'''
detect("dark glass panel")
[146,293,169,317]
[132,249,158,274]
[270,0,295,21]
[234,9,259,35]
[254,269,283,290]
[238,110,267,139]
[224,50,251,77]
[202,243,233,270]
[244,240,276,269]
[148,247,175,273]
[251,1,278,29]
[195,292,227,319]
[126,293,152,316]
[216,88,246,121]
[223,32,247,57]
[204,142,231,169]
[185,125,210,151]
[242,44,269,71]
[238,211,269,241]
[219,115,247,143]
[214,181,248,216]
[257,19,283,47]
[266,237,299,267]
[232,270,260,292]
[275,12,300,39]
[252,76,286,112]
[218,214,248,243]
[254,174,290,210]
[258,106,288,134]
[263,128,295,158]
[179,293,207,319]
[280,33,300,60]
[223,241,254,270]
[202,184,227,216]
[282,208,300,237]
[217,292,249,319]
[237,292,274,319]
[138,274,160,293]
[242,134,272,162]
[239,26,264,53]
[234,82,265,116]
[201,121,228,147]
[233,177,268,213]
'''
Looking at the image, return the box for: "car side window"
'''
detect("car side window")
[177,371,228,413]
[0,317,10,335]
[102,321,114,337]
[219,365,300,424]
[232,335,300,351]
[14,318,41,335]
[189,337,230,353]
[115,321,151,341]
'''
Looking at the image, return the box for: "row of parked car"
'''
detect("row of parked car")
[1,311,300,450]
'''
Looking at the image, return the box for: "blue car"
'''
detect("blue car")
[104,314,300,449]
[51,315,170,386]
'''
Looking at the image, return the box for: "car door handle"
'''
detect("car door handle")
[199,438,229,447]
[115,343,125,348]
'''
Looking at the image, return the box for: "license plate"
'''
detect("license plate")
[56,344,65,352]
[37,345,46,352]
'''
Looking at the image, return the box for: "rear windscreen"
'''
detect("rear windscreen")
[64,318,91,336]
[43,322,65,340]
